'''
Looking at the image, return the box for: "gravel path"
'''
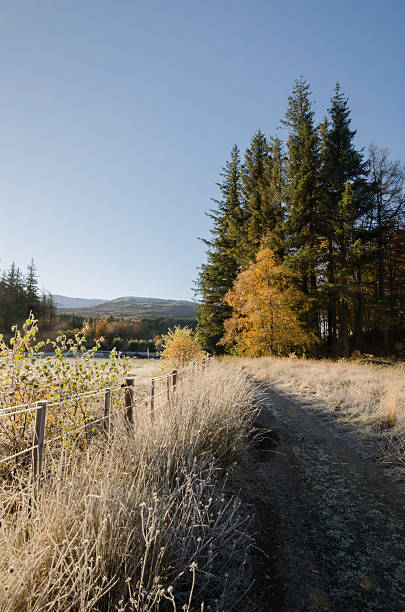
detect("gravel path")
[244,383,405,612]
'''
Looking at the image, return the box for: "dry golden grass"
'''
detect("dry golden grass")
[0,361,258,611]
[126,358,163,378]
[234,355,405,471]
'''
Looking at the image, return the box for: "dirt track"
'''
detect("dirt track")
[242,382,405,611]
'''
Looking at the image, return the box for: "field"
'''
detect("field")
[93,357,162,379]
[127,358,162,378]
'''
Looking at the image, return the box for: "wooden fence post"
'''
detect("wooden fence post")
[33,400,47,481]
[104,388,111,434]
[172,369,177,390]
[166,374,170,403]
[125,377,135,425]
[150,378,155,417]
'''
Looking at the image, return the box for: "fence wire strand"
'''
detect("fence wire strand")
[0,405,39,419]
[0,444,38,465]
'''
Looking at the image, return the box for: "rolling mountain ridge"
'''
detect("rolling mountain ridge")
[53,295,107,309]
[55,295,197,319]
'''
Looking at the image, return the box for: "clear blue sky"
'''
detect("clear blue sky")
[0,0,404,300]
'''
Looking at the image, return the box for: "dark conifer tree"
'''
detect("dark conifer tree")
[196,77,405,357]
[0,259,54,333]
[4,263,26,326]
[25,258,41,315]
[195,145,244,351]
[283,78,320,332]
[334,182,361,356]
[241,131,286,264]
[261,136,286,259]
[320,83,368,351]
[241,130,270,263]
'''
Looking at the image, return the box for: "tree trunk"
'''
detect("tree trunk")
[340,299,351,358]
[354,266,363,352]
[327,237,337,351]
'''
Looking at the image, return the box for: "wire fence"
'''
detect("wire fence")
[0,356,210,485]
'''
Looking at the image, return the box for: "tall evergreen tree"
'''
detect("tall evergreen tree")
[195,145,244,351]
[334,182,363,356]
[241,131,286,263]
[241,130,270,263]
[261,136,286,259]
[283,78,320,332]
[0,262,26,329]
[0,259,54,333]
[25,258,41,315]
[319,83,367,350]
[196,77,405,358]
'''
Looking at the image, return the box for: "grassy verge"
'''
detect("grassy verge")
[235,356,405,474]
[0,361,258,611]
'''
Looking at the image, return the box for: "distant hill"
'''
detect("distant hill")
[57,295,197,319]
[53,295,107,309]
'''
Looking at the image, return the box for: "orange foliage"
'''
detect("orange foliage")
[220,247,315,356]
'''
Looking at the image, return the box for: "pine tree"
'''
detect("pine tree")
[241,130,270,263]
[240,131,286,264]
[25,258,41,316]
[261,137,286,259]
[195,145,244,351]
[320,83,367,350]
[283,78,320,332]
[4,263,26,326]
[196,77,405,357]
[334,182,363,356]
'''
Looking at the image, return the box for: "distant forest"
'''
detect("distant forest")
[0,260,195,350]
[196,78,405,357]
[59,314,197,352]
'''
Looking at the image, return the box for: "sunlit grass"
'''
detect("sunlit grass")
[236,355,405,473]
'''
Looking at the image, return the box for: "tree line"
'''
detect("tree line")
[0,259,55,333]
[196,78,405,357]
[60,315,197,352]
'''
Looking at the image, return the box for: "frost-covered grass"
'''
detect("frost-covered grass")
[0,360,258,611]
[235,356,405,472]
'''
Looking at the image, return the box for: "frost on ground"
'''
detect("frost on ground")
[243,383,405,612]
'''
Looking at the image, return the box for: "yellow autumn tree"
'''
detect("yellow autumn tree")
[220,247,315,356]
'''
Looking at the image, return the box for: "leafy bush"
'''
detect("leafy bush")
[0,315,129,469]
